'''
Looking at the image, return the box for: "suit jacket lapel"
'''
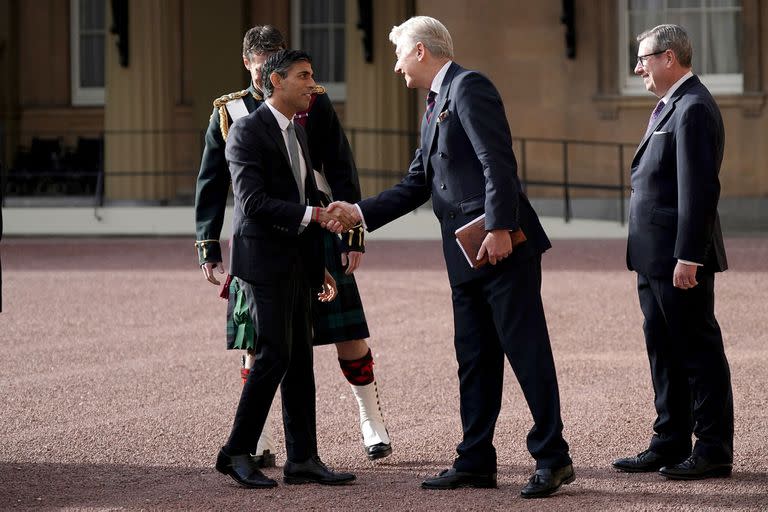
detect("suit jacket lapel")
[421,62,459,172]
[257,105,292,169]
[633,75,700,163]
[256,103,317,204]
[633,102,674,161]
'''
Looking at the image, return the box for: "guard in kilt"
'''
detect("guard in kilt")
[195,25,391,465]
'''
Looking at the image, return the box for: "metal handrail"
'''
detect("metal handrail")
[514,137,636,225]
[0,128,637,224]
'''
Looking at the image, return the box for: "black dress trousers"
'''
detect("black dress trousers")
[224,258,317,462]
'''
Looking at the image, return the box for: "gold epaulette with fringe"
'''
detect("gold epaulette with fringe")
[212,89,254,140]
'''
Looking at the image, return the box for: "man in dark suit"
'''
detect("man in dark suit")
[1,186,3,312]
[195,25,392,466]
[612,24,733,480]
[214,49,357,489]
[328,16,573,499]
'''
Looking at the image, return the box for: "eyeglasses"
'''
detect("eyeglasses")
[636,49,668,67]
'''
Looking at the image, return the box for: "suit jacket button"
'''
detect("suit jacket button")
[631,188,635,194]
[439,151,447,158]
[448,211,456,219]
[440,183,446,190]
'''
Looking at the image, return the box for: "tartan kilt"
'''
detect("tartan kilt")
[312,231,370,345]
[225,277,256,350]
[225,231,370,350]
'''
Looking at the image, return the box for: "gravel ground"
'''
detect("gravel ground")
[1,237,766,511]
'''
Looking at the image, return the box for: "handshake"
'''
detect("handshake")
[313,201,361,234]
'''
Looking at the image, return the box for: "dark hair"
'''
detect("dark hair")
[242,25,286,58]
[261,49,313,98]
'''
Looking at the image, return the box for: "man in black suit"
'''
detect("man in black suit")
[195,25,392,466]
[612,24,733,480]
[214,49,357,489]
[328,16,573,498]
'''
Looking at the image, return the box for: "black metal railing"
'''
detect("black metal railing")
[345,130,635,225]
[0,128,204,206]
[516,137,636,224]
[1,128,635,224]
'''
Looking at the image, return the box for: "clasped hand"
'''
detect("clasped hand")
[478,229,513,265]
[316,201,361,234]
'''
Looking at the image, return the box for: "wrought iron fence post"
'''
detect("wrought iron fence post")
[562,141,571,222]
[95,130,105,207]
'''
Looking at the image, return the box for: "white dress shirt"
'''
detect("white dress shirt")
[429,60,453,96]
[265,100,313,229]
[656,71,701,267]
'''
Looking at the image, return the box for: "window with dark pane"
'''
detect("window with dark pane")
[296,0,345,84]
[78,0,105,88]
[626,0,742,76]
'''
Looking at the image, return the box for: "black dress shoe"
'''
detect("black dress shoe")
[250,449,277,468]
[421,468,497,490]
[366,442,392,461]
[612,449,686,473]
[215,448,278,488]
[520,464,575,499]
[283,456,356,485]
[659,454,732,480]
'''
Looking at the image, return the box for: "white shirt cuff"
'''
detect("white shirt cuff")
[678,259,702,266]
[299,206,313,233]
[354,204,367,230]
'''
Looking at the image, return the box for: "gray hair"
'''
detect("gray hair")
[637,24,693,68]
[389,16,454,59]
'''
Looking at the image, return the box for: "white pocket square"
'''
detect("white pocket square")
[652,130,670,135]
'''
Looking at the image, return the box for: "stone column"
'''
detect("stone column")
[104,0,178,202]
[345,0,417,197]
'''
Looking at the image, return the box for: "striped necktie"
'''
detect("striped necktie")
[425,90,437,123]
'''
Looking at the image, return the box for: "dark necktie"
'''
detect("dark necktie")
[425,90,437,124]
[646,99,665,134]
[286,122,305,202]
